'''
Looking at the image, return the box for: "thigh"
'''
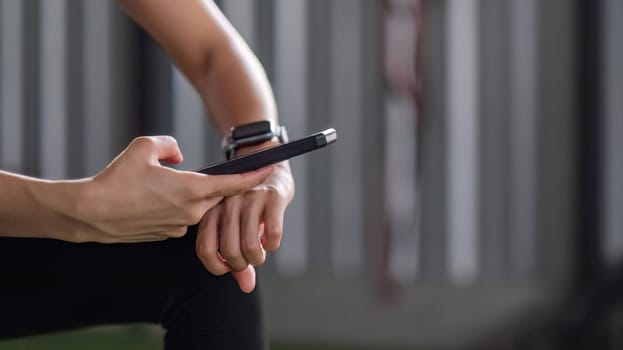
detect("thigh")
[0,226,266,349]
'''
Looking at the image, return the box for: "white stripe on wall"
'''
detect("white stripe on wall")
[446,0,480,284]
[509,0,537,276]
[274,0,308,277]
[0,0,23,172]
[172,67,208,169]
[40,0,67,180]
[385,96,418,282]
[602,0,623,264]
[83,2,112,175]
[330,0,364,277]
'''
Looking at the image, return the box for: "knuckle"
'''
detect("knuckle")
[221,213,237,229]
[240,198,257,213]
[162,135,177,146]
[130,136,156,150]
[245,247,265,265]
[242,241,260,259]
[265,224,283,251]
[223,196,241,210]
[250,254,266,266]
[219,246,238,261]
[266,223,283,239]
[229,263,247,272]
[196,247,228,276]
[196,239,213,260]
[220,252,245,270]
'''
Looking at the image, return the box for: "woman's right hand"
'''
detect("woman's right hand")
[63,136,273,243]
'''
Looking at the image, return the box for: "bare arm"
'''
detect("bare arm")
[121,0,295,293]
[0,137,272,243]
[120,0,277,135]
[0,171,85,241]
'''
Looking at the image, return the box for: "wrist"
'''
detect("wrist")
[30,178,95,242]
[224,121,287,159]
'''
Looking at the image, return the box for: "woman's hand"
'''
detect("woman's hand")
[63,136,273,243]
[195,142,295,293]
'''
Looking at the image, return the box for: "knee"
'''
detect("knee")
[161,274,266,349]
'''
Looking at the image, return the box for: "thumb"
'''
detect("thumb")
[232,266,256,293]
[201,166,274,198]
[129,135,184,165]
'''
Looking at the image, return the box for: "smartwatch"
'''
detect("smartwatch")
[222,120,288,160]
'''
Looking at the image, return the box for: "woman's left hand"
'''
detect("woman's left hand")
[195,151,294,293]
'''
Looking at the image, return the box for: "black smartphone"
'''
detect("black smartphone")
[196,128,337,175]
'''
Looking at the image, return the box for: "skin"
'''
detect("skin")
[0,136,274,244]
[121,0,295,293]
[0,0,294,293]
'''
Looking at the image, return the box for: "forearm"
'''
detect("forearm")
[119,0,278,136]
[0,136,274,244]
[0,171,86,241]
[195,8,277,135]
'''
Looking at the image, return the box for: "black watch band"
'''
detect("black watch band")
[222,120,288,160]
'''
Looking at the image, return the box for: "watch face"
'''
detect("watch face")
[232,121,273,140]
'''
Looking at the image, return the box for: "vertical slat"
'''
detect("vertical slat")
[142,38,173,135]
[22,0,41,177]
[360,0,386,286]
[601,0,623,264]
[254,0,275,80]
[40,0,67,180]
[420,0,448,282]
[66,1,85,178]
[385,97,418,282]
[509,0,538,276]
[83,2,112,175]
[306,0,333,275]
[446,0,480,284]
[535,0,577,280]
[479,0,510,280]
[0,0,23,172]
[330,0,364,277]
[172,67,209,169]
[273,0,308,276]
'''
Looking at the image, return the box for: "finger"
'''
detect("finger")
[196,207,230,276]
[240,199,266,266]
[232,265,256,293]
[262,200,286,252]
[199,166,274,198]
[130,135,183,165]
[219,197,249,271]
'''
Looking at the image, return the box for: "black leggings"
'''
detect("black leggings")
[0,225,267,349]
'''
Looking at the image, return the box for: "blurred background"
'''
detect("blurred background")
[0,0,622,349]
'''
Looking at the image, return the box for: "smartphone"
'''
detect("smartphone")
[196,128,337,175]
